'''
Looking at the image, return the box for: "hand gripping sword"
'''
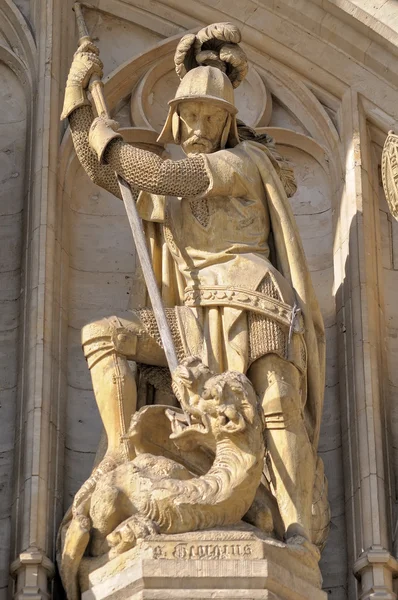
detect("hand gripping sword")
[72,2,179,374]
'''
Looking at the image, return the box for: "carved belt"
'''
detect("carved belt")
[184,286,304,334]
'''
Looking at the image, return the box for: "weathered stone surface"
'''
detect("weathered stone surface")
[0,61,25,600]
[6,0,398,598]
[58,22,331,600]
[80,527,326,600]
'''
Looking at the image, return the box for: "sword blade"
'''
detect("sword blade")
[117,175,179,374]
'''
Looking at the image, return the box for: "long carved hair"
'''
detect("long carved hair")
[237,120,297,198]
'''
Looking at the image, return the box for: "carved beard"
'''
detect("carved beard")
[182,134,214,154]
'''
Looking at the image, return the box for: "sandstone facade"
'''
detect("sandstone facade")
[2,1,398,598]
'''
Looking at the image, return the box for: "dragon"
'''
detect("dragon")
[59,357,265,599]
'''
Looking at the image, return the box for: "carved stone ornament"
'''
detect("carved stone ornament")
[382,130,398,220]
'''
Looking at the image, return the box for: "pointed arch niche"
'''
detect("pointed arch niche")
[57,4,398,598]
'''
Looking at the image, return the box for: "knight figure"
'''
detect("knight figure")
[58,22,329,599]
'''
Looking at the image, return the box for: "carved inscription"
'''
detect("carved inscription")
[151,541,257,560]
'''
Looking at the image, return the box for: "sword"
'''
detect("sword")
[72,2,179,374]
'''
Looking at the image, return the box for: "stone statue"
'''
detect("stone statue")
[58,22,329,599]
[82,358,264,555]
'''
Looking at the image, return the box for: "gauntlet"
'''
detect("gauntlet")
[61,41,103,119]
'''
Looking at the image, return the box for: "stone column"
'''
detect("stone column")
[336,89,398,599]
[9,0,73,597]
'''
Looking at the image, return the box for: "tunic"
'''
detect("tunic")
[137,141,304,375]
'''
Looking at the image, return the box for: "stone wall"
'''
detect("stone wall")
[0,60,26,598]
[2,1,398,599]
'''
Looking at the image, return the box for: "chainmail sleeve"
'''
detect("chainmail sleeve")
[69,106,122,199]
[104,139,210,197]
[69,106,210,198]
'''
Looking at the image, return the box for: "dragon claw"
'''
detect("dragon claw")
[107,515,159,556]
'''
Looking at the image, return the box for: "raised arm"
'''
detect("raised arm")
[62,40,210,200]
[69,106,121,198]
[61,41,122,197]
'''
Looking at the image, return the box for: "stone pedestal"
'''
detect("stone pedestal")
[80,527,327,600]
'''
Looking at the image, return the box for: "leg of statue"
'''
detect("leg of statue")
[81,314,168,461]
[88,352,135,464]
[248,353,315,543]
[73,313,167,513]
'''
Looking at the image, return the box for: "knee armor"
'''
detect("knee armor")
[261,370,303,429]
[81,316,140,368]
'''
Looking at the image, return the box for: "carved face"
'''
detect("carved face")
[179,101,229,155]
[168,357,258,448]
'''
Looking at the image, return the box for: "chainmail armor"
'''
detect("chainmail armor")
[248,275,288,365]
[300,340,307,370]
[104,139,210,197]
[189,197,216,228]
[137,364,174,397]
[69,106,210,199]
[136,308,186,363]
[163,207,178,254]
[69,106,123,198]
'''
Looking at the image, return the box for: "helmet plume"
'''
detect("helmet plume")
[174,23,248,89]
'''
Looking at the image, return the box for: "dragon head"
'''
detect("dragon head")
[168,357,261,449]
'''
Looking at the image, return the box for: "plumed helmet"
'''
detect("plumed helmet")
[157,23,248,149]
